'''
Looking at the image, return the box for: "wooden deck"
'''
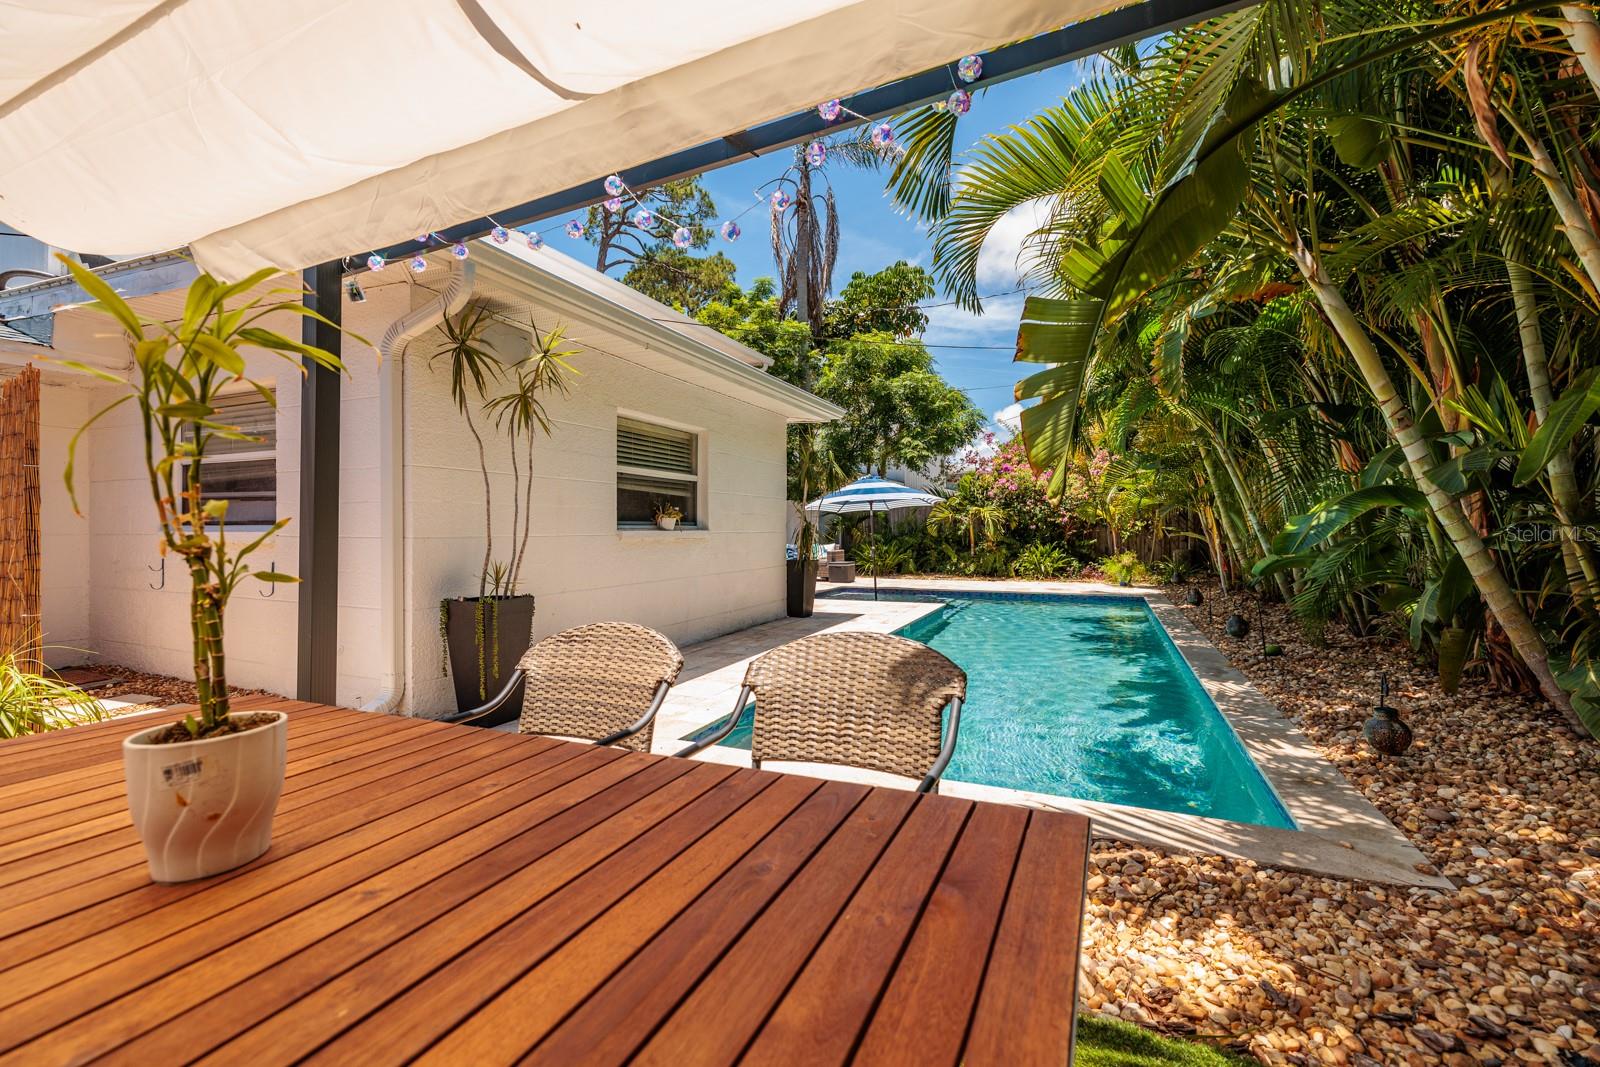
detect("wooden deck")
[0,695,1089,1065]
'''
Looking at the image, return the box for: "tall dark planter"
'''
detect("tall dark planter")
[787,559,817,617]
[443,594,535,716]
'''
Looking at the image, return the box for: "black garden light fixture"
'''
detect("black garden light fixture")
[1363,674,1414,757]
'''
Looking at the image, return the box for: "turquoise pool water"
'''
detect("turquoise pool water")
[685,590,1294,828]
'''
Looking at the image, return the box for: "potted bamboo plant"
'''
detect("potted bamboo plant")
[54,256,349,882]
[433,303,576,712]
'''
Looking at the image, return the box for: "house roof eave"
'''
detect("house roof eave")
[472,245,841,424]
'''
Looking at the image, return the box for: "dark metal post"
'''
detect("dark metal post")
[297,262,341,703]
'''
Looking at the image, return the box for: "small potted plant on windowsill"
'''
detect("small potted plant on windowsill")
[53,256,352,882]
[654,502,683,531]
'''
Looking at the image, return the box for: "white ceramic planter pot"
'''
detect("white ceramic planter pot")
[656,517,678,531]
[122,711,287,883]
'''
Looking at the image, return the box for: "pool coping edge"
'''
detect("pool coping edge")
[663,577,1449,890]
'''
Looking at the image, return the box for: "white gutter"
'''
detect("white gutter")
[361,260,475,713]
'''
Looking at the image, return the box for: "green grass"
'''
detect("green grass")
[1076,1016,1253,1066]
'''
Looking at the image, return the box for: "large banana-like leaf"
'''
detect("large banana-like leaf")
[1252,551,1317,580]
[1436,627,1470,694]
[1015,363,1081,401]
[1424,444,1514,496]
[1013,296,1099,479]
[1409,554,1474,647]
[1326,114,1389,170]
[1555,656,1600,739]
[1013,296,1101,366]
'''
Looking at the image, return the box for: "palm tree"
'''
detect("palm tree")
[916,0,1598,734]
[770,130,892,339]
[928,497,1004,555]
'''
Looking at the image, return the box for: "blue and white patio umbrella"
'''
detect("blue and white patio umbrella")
[806,476,942,599]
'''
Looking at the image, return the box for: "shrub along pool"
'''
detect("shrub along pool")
[685,590,1294,828]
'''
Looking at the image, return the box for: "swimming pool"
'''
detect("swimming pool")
[683,590,1295,828]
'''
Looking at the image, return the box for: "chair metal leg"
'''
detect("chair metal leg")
[917,696,962,794]
[437,669,526,727]
[593,680,672,747]
[673,685,751,758]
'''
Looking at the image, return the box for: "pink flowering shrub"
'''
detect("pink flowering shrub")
[953,437,1087,543]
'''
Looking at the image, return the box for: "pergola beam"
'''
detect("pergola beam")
[354,0,1255,270]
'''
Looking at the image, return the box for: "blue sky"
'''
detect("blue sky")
[544,57,1092,437]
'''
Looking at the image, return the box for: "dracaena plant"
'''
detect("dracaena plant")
[432,303,577,698]
[52,255,350,739]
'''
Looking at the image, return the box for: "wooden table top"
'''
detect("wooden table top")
[0,695,1089,1066]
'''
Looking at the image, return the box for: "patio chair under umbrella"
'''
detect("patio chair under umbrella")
[807,475,941,600]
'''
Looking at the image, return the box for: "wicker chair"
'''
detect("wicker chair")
[440,621,684,751]
[675,631,965,793]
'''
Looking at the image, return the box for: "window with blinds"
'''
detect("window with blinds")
[617,417,699,527]
[181,390,277,525]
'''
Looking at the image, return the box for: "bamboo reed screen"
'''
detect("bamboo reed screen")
[0,365,41,672]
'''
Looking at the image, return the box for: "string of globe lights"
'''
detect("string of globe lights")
[359,53,985,276]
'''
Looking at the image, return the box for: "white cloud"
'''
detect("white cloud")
[974,198,1052,291]
[922,290,1026,344]
[992,402,1023,435]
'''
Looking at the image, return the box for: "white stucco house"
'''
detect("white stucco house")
[0,238,839,716]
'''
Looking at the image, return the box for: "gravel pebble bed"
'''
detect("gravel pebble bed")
[1075,585,1600,1065]
[87,664,266,719]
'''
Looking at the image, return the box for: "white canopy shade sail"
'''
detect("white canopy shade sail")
[0,0,1108,280]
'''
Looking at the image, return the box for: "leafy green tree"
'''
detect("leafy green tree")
[822,261,934,340]
[815,333,982,477]
[586,177,718,273]
[622,248,738,313]
[769,130,894,337]
[696,277,815,384]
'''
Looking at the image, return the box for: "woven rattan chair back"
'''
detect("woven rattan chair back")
[742,631,965,780]
[516,622,684,751]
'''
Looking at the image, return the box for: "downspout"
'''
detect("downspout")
[360,260,476,712]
